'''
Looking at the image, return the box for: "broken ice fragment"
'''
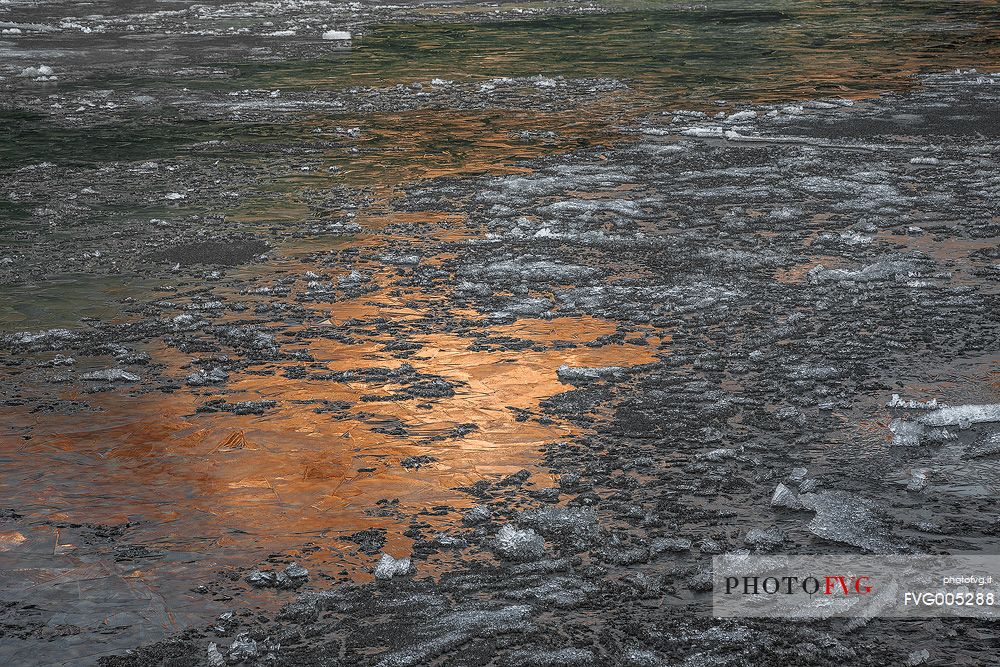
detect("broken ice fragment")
[698,448,736,462]
[207,642,225,667]
[462,505,493,526]
[890,419,925,447]
[81,368,140,382]
[246,562,308,589]
[186,367,229,386]
[322,30,352,40]
[18,65,54,78]
[770,483,804,510]
[227,633,258,662]
[373,553,412,580]
[966,432,1000,459]
[744,527,784,550]
[887,394,939,410]
[650,537,692,554]
[788,467,808,483]
[918,403,1000,429]
[799,490,907,553]
[556,365,625,384]
[906,469,928,492]
[493,525,545,562]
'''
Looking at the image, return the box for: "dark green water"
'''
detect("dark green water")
[232,2,1000,101]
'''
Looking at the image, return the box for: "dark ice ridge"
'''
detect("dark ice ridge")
[91,72,1000,666]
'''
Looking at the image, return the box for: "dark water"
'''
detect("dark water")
[4,2,1000,169]
[234,2,1000,100]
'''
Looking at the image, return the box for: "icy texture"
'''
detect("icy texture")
[556,365,625,383]
[744,527,784,549]
[966,432,1000,459]
[887,394,940,410]
[800,491,907,553]
[247,562,309,589]
[807,259,916,284]
[622,647,664,666]
[185,367,228,386]
[374,553,413,580]
[374,605,533,667]
[906,469,928,492]
[461,505,493,525]
[918,403,1000,428]
[890,419,925,447]
[207,642,225,667]
[650,537,692,554]
[459,257,597,283]
[18,65,55,79]
[506,648,596,666]
[227,633,258,662]
[520,506,597,538]
[80,368,140,382]
[493,525,545,561]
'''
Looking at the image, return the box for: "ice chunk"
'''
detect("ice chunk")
[890,419,925,447]
[186,367,228,386]
[681,126,726,138]
[906,469,928,492]
[373,553,412,580]
[18,65,54,79]
[725,110,757,123]
[967,432,1000,458]
[744,527,784,549]
[246,562,308,589]
[493,525,545,561]
[207,643,225,667]
[770,482,804,509]
[622,646,665,666]
[520,506,598,544]
[800,491,907,553]
[81,368,140,382]
[807,259,916,284]
[459,257,597,283]
[918,403,1000,429]
[5,327,79,349]
[556,365,625,384]
[650,537,692,554]
[284,562,309,580]
[322,30,352,40]
[227,633,258,662]
[698,448,736,462]
[887,394,939,410]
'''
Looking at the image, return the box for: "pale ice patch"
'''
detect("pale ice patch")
[322,30,351,40]
[918,404,1000,428]
[373,553,412,580]
[494,525,545,561]
[556,365,626,383]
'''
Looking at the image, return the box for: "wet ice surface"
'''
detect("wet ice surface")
[2,0,1000,666]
